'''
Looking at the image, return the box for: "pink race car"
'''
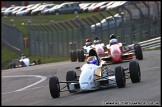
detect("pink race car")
[101,42,143,64]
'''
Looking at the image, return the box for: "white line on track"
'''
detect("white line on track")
[2,75,47,95]
[141,66,160,71]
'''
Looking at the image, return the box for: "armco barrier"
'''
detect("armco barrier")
[138,37,161,49]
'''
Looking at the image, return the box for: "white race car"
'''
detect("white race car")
[70,42,106,62]
[49,49,141,98]
[8,57,41,69]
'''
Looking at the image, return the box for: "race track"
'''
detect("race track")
[2,50,161,106]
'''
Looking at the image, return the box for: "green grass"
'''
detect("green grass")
[2,45,70,70]
[2,45,20,70]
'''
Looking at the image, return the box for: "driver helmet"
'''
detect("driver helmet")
[110,34,116,39]
[87,56,97,65]
[93,37,101,44]
[85,39,92,46]
[21,54,26,59]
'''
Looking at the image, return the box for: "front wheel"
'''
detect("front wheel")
[115,66,126,88]
[129,60,141,83]
[66,70,77,93]
[49,76,60,98]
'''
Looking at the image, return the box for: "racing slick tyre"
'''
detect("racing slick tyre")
[77,49,81,62]
[49,76,60,98]
[78,49,85,62]
[12,62,16,68]
[66,70,77,93]
[70,50,77,62]
[115,66,126,88]
[129,60,141,83]
[134,44,143,60]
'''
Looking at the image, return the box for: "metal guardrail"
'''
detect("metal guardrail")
[128,37,161,52]
[138,37,161,50]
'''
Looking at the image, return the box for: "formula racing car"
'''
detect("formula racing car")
[8,56,41,69]
[101,42,143,64]
[49,49,141,98]
[70,41,106,62]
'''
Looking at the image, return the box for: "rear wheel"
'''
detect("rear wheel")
[77,49,81,62]
[66,70,77,93]
[12,62,16,68]
[78,49,85,62]
[134,44,143,60]
[49,76,60,98]
[8,63,13,69]
[70,50,77,62]
[115,66,126,88]
[129,60,141,83]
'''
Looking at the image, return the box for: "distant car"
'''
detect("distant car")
[49,49,141,98]
[41,4,55,15]
[20,3,41,16]
[16,4,35,16]
[48,5,59,15]
[87,3,97,12]
[8,56,41,69]
[51,2,81,15]
[15,7,28,16]
[1,7,7,16]
[106,1,127,10]
[81,3,93,12]
[99,1,114,11]
[12,6,28,16]
[79,3,91,12]
[31,4,55,15]
[3,6,21,16]
[89,2,109,12]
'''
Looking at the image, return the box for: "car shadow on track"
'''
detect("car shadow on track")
[74,85,117,94]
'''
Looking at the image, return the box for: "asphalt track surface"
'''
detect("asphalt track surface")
[1,50,161,106]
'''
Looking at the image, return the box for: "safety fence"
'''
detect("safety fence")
[24,1,160,58]
[2,1,161,58]
[2,23,23,56]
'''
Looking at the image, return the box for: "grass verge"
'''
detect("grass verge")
[2,45,70,70]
